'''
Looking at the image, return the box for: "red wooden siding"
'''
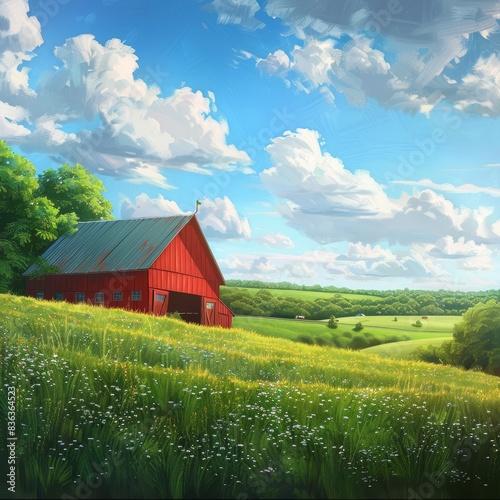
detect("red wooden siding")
[27,271,150,312]
[150,220,221,298]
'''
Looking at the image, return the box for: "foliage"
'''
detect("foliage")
[451,300,500,373]
[0,141,113,294]
[1,294,500,499]
[327,315,339,329]
[412,301,500,376]
[221,283,500,321]
[353,321,364,331]
[37,163,113,221]
[412,319,423,327]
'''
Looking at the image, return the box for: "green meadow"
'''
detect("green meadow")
[234,315,458,355]
[220,285,382,302]
[1,295,499,499]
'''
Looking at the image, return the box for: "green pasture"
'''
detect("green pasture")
[365,337,451,359]
[222,285,382,301]
[338,314,461,332]
[1,295,498,500]
[234,314,459,343]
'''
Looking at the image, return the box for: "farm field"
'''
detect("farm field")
[233,315,459,344]
[221,285,382,301]
[365,337,451,359]
[1,294,498,499]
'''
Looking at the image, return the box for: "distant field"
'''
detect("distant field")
[233,315,459,346]
[222,286,383,301]
[337,314,460,333]
[365,337,451,360]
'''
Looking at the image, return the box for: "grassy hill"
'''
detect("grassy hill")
[234,315,457,357]
[1,294,499,499]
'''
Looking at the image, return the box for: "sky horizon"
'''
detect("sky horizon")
[1,0,500,292]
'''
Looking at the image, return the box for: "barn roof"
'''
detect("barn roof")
[23,216,224,281]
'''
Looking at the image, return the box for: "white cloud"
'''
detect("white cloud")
[220,244,448,283]
[120,193,189,219]
[261,128,396,221]
[416,236,494,271]
[256,49,291,77]
[262,128,500,245]
[392,178,500,197]
[250,256,277,274]
[197,196,251,239]
[208,0,500,115]
[0,0,42,103]
[427,236,492,259]
[337,242,396,262]
[0,27,250,186]
[0,100,30,137]
[455,54,500,115]
[257,232,294,248]
[120,193,250,240]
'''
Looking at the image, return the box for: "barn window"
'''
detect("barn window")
[35,291,44,300]
[95,292,104,304]
[55,291,63,301]
[131,290,141,301]
[76,292,85,302]
[113,291,123,301]
[206,301,215,310]
[155,293,166,303]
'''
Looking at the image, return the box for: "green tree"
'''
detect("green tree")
[0,142,78,293]
[0,141,113,294]
[37,163,113,221]
[327,315,339,329]
[452,300,500,373]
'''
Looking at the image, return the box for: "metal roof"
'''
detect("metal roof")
[23,216,194,275]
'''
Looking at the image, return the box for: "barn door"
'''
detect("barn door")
[203,297,216,326]
[152,290,169,315]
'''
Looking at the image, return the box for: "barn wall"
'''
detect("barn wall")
[26,271,150,312]
[150,221,221,297]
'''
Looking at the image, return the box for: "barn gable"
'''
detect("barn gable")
[23,216,233,328]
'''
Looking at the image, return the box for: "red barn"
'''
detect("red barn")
[23,215,234,328]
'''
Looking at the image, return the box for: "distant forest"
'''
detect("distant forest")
[222,280,500,319]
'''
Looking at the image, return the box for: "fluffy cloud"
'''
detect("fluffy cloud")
[220,244,448,283]
[207,0,500,115]
[261,128,500,245]
[0,0,42,103]
[121,193,251,240]
[197,196,251,239]
[121,193,189,219]
[419,236,494,271]
[257,233,294,248]
[0,26,250,186]
[455,54,500,115]
[256,49,291,78]
[392,178,500,197]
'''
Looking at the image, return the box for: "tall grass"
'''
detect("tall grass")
[0,294,499,499]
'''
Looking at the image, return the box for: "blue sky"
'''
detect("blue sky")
[2,0,500,290]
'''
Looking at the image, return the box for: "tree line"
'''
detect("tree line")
[220,285,500,319]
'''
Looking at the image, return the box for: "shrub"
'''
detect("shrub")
[353,322,364,332]
[327,315,339,329]
[315,337,328,346]
[297,334,314,345]
[412,319,423,327]
[349,334,370,350]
